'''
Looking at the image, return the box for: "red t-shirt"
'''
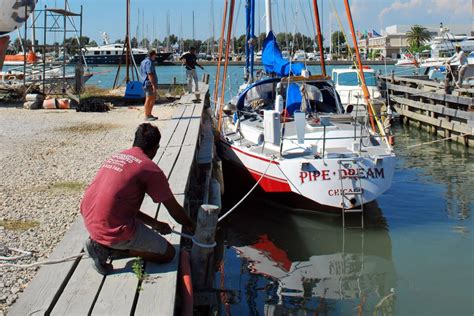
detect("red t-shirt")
[80,147,173,246]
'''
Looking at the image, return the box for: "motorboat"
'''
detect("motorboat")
[214,0,395,216]
[70,43,171,65]
[331,66,384,116]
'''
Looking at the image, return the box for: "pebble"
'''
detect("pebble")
[0,105,174,313]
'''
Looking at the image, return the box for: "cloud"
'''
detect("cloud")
[378,0,471,20]
[378,0,424,20]
[431,0,471,15]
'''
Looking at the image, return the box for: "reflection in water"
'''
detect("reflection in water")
[215,201,396,315]
[395,125,473,221]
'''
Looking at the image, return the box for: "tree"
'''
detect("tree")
[331,31,346,55]
[63,36,90,55]
[406,25,431,52]
[11,38,32,53]
[131,37,138,48]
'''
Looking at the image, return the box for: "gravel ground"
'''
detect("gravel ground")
[0,104,174,313]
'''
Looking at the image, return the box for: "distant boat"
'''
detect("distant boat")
[332,66,383,116]
[3,51,41,66]
[71,43,172,65]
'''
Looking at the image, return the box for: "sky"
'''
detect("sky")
[13,0,474,45]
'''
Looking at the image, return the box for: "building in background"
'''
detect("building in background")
[358,24,471,60]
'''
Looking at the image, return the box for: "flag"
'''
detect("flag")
[372,29,382,37]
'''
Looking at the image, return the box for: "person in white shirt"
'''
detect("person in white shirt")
[447,45,468,87]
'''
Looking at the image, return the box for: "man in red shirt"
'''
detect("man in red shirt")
[81,123,195,274]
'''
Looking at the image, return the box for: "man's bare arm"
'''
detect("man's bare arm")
[137,211,172,234]
[162,196,196,232]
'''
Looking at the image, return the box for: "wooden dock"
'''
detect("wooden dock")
[9,83,210,315]
[379,74,474,147]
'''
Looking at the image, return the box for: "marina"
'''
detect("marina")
[1,0,473,315]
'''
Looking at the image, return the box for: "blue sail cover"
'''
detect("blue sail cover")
[262,31,306,77]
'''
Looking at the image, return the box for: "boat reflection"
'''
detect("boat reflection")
[216,201,396,315]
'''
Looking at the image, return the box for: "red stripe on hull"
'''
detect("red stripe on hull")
[247,167,292,192]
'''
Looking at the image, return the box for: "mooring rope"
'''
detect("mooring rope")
[171,230,217,248]
[407,133,472,149]
[218,156,275,223]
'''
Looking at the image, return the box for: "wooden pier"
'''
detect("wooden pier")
[379,74,474,147]
[9,83,211,315]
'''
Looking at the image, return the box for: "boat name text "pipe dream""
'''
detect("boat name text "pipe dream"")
[299,168,385,184]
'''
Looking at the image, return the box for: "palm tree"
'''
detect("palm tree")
[406,25,431,51]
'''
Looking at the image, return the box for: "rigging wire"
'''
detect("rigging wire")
[218,0,237,132]
[213,0,229,117]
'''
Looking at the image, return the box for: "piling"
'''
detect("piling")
[191,204,220,289]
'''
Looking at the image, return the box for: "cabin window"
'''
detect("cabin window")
[337,72,377,87]
[94,51,100,55]
[106,51,111,55]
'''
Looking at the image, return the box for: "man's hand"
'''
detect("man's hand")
[152,85,157,94]
[154,221,172,235]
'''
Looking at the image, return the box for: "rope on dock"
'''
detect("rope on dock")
[0,251,85,269]
[407,133,472,149]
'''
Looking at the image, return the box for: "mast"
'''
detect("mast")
[343,0,376,132]
[311,0,326,76]
[329,13,332,57]
[265,0,272,35]
[192,11,195,44]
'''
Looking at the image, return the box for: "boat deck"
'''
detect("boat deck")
[9,85,209,315]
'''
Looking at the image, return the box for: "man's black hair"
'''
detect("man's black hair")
[148,49,157,57]
[133,123,161,152]
[190,47,196,51]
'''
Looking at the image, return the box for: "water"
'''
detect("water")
[215,124,473,315]
[88,65,473,315]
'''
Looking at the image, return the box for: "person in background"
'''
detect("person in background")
[81,123,196,275]
[140,50,159,121]
[180,47,204,93]
[447,45,468,88]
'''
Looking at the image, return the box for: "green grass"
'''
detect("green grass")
[54,122,122,134]
[132,257,147,290]
[0,219,40,231]
[48,181,86,192]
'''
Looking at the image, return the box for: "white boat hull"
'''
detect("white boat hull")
[220,139,395,212]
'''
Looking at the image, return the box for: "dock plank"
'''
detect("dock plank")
[386,82,474,107]
[50,259,104,316]
[391,96,474,121]
[168,104,196,148]
[135,195,185,316]
[168,144,198,195]
[8,219,87,315]
[90,259,139,316]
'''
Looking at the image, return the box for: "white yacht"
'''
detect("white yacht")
[331,67,384,116]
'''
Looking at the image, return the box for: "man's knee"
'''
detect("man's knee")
[162,243,176,262]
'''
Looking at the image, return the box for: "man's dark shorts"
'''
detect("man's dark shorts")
[144,85,155,97]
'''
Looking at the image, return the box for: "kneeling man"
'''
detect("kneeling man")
[81,123,195,274]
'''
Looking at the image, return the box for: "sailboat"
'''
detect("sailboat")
[214,0,395,219]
